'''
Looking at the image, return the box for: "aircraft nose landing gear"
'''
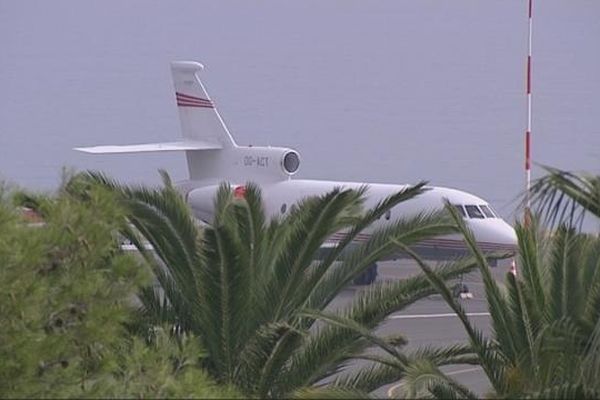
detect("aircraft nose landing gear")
[452,282,473,299]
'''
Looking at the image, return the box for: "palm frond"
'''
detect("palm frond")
[199,222,254,381]
[235,322,302,394]
[254,328,307,398]
[582,281,600,331]
[280,259,478,393]
[299,309,403,360]
[74,171,531,397]
[428,382,472,400]
[582,319,600,391]
[84,171,201,287]
[579,235,600,295]
[514,221,546,324]
[332,360,403,393]
[447,202,519,363]
[291,386,372,399]
[546,227,577,321]
[134,285,177,330]
[306,209,456,314]
[529,317,589,387]
[301,183,429,296]
[409,344,478,366]
[267,187,364,321]
[332,343,476,394]
[392,238,505,394]
[528,166,600,227]
[397,358,479,399]
[77,171,205,329]
[524,383,600,399]
[504,272,537,378]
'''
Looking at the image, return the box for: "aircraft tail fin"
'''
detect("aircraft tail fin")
[75,61,250,183]
[171,61,237,148]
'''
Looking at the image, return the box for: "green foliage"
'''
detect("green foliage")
[73,171,478,397]
[0,185,240,398]
[528,165,600,227]
[393,167,600,399]
[395,358,478,399]
[89,328,241,398]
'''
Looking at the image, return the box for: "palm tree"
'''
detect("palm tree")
[527,166,600,231]
[68,171,481,398]
[386,167,600,398]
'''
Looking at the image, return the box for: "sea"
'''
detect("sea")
[1,1,599,223]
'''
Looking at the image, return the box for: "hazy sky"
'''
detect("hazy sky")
[1,1,599,220]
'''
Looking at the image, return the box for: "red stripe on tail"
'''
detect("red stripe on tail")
[176,92,211,102]
[175,92,214,108]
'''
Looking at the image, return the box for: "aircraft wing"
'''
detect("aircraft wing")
[75,140,222,154]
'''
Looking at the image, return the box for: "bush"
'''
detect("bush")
[0,185,239,398]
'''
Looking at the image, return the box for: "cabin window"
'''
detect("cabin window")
[281,203,287,214]
[465,205,484,219]
[479,205,495,218]
[385,210,391,220]
[453,204,466,217]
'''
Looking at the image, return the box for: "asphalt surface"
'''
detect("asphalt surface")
[328,258,513,398]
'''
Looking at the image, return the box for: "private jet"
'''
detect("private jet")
[76,61,517,284]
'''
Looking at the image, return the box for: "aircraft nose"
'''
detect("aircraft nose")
[467,218,518,253]
[496,220,518,248]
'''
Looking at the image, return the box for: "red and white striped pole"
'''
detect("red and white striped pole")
[525,0,533,222]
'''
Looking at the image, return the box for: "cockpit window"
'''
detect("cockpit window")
[479,205,496,218]
[489,205,500,218]
[453,204,466,217]
[465,205,484,219]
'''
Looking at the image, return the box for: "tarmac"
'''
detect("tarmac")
[328,258,513,398]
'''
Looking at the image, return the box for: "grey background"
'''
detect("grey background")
[1,1,599,221]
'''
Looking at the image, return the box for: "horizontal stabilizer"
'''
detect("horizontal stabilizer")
[74,140,222,154]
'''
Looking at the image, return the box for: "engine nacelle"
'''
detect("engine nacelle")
[237,146,300,178]
[186,146,300,183]
[186,185,220,223]
[181,145,301,222]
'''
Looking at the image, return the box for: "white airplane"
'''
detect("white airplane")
[76,61,517,284]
